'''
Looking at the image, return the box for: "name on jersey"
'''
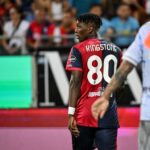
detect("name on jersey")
[86,44,117,52]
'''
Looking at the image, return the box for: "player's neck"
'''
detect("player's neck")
[86,34,97,40]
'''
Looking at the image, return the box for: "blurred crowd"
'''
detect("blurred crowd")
[0,0,149,55]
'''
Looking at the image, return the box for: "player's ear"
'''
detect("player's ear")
[88,26,94,33]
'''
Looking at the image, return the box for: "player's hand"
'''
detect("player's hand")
[68,115,80,137]
[92,96,109,120]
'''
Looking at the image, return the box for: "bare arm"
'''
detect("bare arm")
[68,70,82,137]
[103,60,134,100]
[68,71,82,108]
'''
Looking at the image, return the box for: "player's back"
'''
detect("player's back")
[74,38,122,100]
[66,38,122,127]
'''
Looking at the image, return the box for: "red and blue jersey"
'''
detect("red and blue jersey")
[66,38,122,128]
[26,20,51,44]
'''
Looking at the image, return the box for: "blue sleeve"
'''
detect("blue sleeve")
[66,47,83,71]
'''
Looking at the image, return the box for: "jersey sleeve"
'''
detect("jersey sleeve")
[123,28,143,66]
[66,47,83,71]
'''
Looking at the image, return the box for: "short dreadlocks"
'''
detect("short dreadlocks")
[76,13,102,31]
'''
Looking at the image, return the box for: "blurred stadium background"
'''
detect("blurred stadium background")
[0,0,150,150]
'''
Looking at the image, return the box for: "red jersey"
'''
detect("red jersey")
[66,38,122,128]
[26,20,51,44]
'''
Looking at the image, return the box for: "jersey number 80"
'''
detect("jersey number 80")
[87,55,118,85]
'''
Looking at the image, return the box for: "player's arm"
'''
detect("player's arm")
[66,47,83,137]
[66,47,83,116]
[92,60,134,119]
[68,70,82,109]
[68,70,82,137]
[103,60,134,100]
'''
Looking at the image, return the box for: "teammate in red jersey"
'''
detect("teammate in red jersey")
[66,13,122,150]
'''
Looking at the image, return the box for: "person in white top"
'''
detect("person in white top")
[92,21,150,150]
[50,0,70,21]
[2,7,29,55]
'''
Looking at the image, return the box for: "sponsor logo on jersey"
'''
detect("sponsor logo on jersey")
[69,55,77,63]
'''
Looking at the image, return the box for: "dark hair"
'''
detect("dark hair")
[9,7,24,19]
[76,13,102,30]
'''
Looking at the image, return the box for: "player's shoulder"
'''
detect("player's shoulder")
[141,21,150,27]
[100,39,122,53]
[139,21,150,32]
[73,38,99,50]
[73,39,89,50]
